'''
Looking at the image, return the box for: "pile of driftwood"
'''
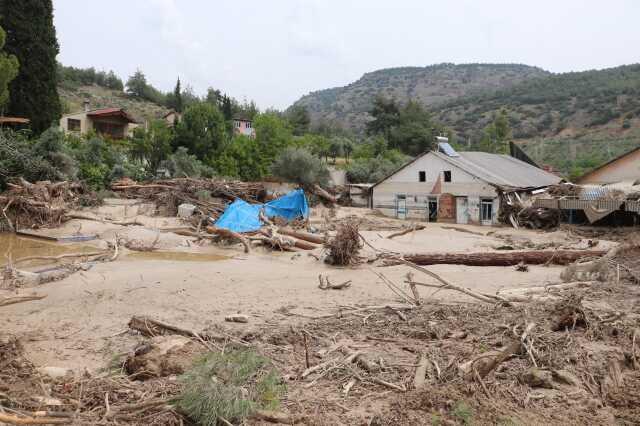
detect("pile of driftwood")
[206,224,326,253]
[111,178,268,220]
[498,190,560,229]
[0,178,97,229]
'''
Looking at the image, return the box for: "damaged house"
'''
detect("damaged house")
[532,146,640,226]
[370,141,561,225]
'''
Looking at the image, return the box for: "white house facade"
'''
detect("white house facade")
[370,144,561,225]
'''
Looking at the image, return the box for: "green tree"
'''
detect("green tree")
[479,108,512,154]
[253,112,294,167]
[130,120,173,173]
[287,105,311,136]
[328,138,344,163]
[271,147,330,187]
[126,69,148,98]
[167,77,183,112]
[0,25,19,112]
[298,133,330,161]
[1,0,61,134]
[342,139,354,163]
[366,95,400,139]
[215,135,265,180]
[174,102,226,162]
[388,100,437,155]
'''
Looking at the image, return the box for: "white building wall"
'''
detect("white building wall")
[371,152,499,224]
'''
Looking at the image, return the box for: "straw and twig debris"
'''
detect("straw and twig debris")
[324,219,362,265]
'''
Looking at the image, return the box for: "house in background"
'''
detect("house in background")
[576,146,640,185]
[233,116,255,138]
[0,116,30,130]
[370,141,561,225]
[60,101,138,139]
[163,110,181,127]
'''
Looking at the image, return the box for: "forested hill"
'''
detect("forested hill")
[292,63,549,133]
[432,64,640,142]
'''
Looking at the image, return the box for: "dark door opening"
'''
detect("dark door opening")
[428,197,438,222]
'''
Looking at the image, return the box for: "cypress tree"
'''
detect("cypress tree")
[173,78,183,113]
[0,0,61,134]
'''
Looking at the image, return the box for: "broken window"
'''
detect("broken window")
[443,170,452,182]
[419,171,426,182]
[67,118,81,131]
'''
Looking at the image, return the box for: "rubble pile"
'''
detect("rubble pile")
[0,178,97,229]
[111,178,267,220]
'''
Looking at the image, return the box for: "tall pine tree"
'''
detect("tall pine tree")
[0,0,61,134]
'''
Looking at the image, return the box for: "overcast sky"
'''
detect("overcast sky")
[53,0,639,110]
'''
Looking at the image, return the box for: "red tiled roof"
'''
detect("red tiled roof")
[87,108,137,123]
[0,116,30,124]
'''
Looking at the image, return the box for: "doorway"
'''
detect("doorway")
[395,194,407,219]
[456,197,469,224]
[428,197,438,222]
[480,199,493,225]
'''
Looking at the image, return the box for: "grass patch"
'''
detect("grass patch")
[176,349,285,425]
[452,400,473,425]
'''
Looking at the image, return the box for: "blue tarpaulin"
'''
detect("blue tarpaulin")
[214,189,309,233]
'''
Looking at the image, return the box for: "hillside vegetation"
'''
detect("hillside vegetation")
[292,63,640,178]
[293,63,548,133]
[433,64,640,142]
[59,84,169,124]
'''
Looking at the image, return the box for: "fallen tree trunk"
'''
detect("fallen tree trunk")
[387,225,426,239]
[278,227,326,245]
[0,294,46,307]
[206,226,251,253]
[386,250,606,267]
[258,228,319,251]
[312,184,336,205]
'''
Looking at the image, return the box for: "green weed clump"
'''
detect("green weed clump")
[176,349,285,426]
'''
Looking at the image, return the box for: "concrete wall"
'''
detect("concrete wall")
[60,112,91,134]
[577,149,640,184]
[371,152,499,224]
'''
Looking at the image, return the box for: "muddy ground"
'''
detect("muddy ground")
[1,200,638,425]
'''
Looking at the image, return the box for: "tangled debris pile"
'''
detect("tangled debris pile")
[498,190,561,230]
[111,178,268,220]
[324,219,362,265]
[0,178,97,230]
[4,273,638,425]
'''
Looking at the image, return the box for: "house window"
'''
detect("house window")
[67,118,81,131]
[246,122,252,129]
[234,121,240,128]
[443,170,452,182]
[418,171,426,182]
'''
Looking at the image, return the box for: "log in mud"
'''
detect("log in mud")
[387,249,607,267]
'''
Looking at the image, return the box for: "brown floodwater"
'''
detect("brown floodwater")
[123,251,228,262]
[0,233,97,261]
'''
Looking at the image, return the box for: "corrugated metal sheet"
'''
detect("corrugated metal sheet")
[558,199,624,210]
[433,151,561,189]
[533,199,559,209]
[627,201,640,213]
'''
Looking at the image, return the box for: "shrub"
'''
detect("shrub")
[161,147,214,178]
[176,349,284,425]
[271,147,330,187]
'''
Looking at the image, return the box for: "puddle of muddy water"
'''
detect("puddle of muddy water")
[123,251,229,262]
[0,233,97,263]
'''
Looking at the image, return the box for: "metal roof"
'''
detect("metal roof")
[371,149,562,190]
[433,151,561,189]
